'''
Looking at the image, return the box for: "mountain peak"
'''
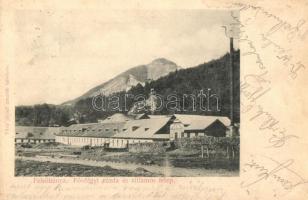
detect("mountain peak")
[62,58,180,105]
[150,58,176,65]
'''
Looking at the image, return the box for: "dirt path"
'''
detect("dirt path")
[16,156,238,177]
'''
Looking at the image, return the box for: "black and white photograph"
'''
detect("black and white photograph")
[14,9,240,177]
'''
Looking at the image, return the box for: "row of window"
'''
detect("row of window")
[174,132,204,139]
[62,127,150,134]
[57,136,151,146]
[15,139,54,142]
[62,128,119,133]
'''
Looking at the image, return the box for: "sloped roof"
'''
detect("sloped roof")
[129,113,171,120]
[148,115,173,119]
[58,122,125,138]
[15,126,59,140]
[99,113,132,123]
[112,117,172,139]
[133,113,149,119]
[173,114,230,130]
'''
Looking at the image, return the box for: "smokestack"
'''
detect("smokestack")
[230,37,234,126]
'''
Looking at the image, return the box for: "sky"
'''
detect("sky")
[14,9,239,105]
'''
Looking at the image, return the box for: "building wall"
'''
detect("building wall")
[170,120,227,139]
[56,136,111,146]
[183,132,205,138]
[165,121,204,140]
[15,138,55,144]
[170,122,184,140]
[55,118,228,147]
[204,121,227,137]
[56,135,154,148]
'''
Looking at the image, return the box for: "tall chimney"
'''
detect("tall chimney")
[230,37,234,126]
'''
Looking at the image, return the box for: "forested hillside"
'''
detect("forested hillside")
[15,50,240,126]
[15,104,72,127]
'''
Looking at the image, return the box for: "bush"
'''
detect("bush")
[174,136,240,159]
[82,145,92,150]
[21,143,33,148]
[128,142,166,153]
[73,151,81,155]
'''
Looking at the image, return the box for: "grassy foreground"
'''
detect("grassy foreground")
[15,159,160,177]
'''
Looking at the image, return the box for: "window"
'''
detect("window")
[123,129,127,131]
[27,132,33,137]
[105,128,109,131]
[132,126,139,131]
[175,132,178,139]
[114,129,117,132]
[187,133,191,138]
[181,132,184,138]
[145,128,149,131]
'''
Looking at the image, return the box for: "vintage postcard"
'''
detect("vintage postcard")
[0,0,308,199]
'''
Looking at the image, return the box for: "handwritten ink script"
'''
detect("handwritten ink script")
[227,3,306,149]
[228,2,308,199]
[240,70,299,148]
[242,155,308,197]
[230,3,307,80]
